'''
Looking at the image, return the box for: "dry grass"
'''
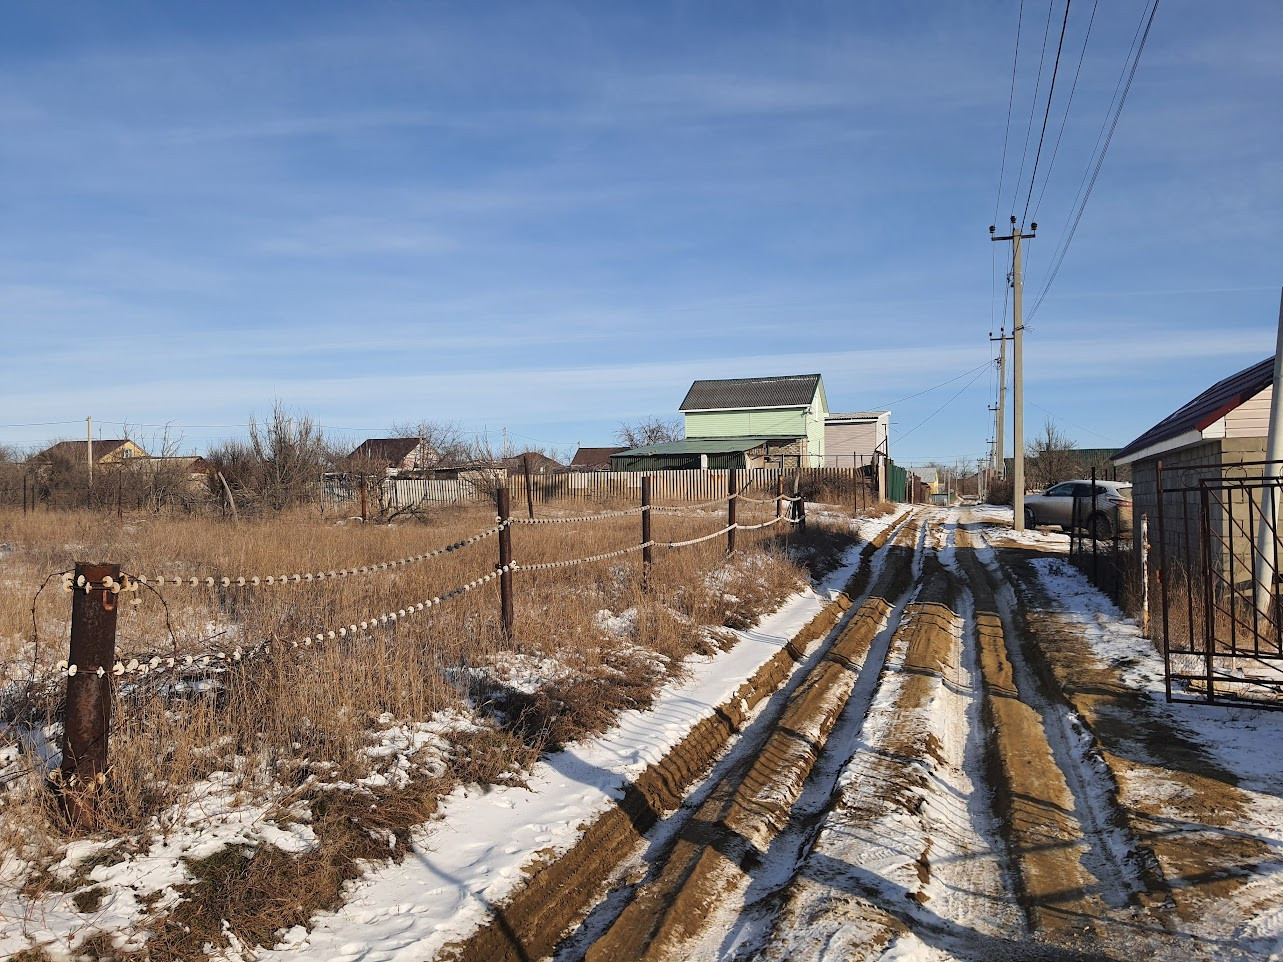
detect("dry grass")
[0,497,861,957]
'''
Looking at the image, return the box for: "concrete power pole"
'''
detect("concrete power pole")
[989,331,1009,478]
[991,216,1034,531]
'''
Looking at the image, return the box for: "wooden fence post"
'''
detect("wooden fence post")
[522,455,535,520]
[61,561,120,828]
[641,475,653,592]
[497,487,514,639]
[727,469,738,555]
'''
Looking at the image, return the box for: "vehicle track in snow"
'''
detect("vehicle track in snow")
[451,506,1281,962]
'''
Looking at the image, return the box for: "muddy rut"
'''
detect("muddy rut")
[444,508,1277,962]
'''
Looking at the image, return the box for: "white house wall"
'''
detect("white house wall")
[1224,385,1273,439]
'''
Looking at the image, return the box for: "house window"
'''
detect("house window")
[121,449,133,459]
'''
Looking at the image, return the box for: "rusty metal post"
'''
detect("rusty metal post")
[641,475,653,592]
[727,469,738,555]
[1200,484,1216,702]
[61,562,120,827]
[498,486,514,639]
[1155,461,1172,701]
[798,490,807,532]
[522,455,535,519]
[1091,467,1100,584]
[1141,514,1150,638]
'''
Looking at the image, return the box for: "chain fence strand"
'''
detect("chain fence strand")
[130,521,507,590]
[31,498,807,682]
[513,542,653,572]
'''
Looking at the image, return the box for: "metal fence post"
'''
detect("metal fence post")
[1091,467,1099,585]
[1141,514,1150,638]
[61,561,120,828]
[497,487,514,639]
[727,469,738,555]
[641,475,653,592]
[522,455,535,520]
[1155,461,1172,701]
[776,474,784,523]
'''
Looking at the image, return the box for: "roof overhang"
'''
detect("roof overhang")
[1111,428,1204,467]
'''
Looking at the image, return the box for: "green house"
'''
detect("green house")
[612,374,828,470]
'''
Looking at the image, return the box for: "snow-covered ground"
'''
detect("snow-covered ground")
[1,507,907,962]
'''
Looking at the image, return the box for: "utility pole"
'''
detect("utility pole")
[991,216,1034,531]
[989,329,1010,478]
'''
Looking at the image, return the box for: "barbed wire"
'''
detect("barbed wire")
[510,506,647,524]
[129,522,507,590]
[513,542,653,572]
[293,565,512,647]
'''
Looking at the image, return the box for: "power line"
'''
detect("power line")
[872,360,995,410]
[993,0,1027,223]
[1031,0,1100,220]
[897,366,994,443]
[1009,0,1056,216]
[1029,0,1161,320]
[1021,0,1073,226]
[1028,401,1116,443]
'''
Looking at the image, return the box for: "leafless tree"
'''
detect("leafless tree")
[1025,419,1078,491]
[207,403,336,511]
[388,419,474,467]
[614,416,684,449]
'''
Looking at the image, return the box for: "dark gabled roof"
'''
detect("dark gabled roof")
[32,439,138,463]
[1113,356,1275,462]
[571,446,626,468]
[347,438,423,464]
[502,451,564,471]
[680,374,821,412]
[613,437,784,458]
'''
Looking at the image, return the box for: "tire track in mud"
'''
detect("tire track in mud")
[979,533,1283,960]
[444,511,917,962]
[958,520,1190,958]
[746,509,1022,962]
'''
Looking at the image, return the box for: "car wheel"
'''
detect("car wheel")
[1024,507,1036,529]
[1088,512,1113,540]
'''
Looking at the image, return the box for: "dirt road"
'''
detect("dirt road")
[448,507,1283,962]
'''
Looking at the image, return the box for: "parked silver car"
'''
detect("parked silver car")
[1023,479,1132,538]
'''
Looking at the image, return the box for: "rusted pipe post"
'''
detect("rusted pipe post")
[61,561,120,828]
[497,486,514,639]
[1092,467,1100,584]
[641,475,653,592]
[727,469,738,555]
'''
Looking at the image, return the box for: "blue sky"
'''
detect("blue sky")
[2,1,1279,466]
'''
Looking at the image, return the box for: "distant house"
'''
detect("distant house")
[824,412,890,468]
[570,446,626,471]
[613,373,828,470]
[345,438,435,474]
[502,451,564,475]
[32,439,148,466]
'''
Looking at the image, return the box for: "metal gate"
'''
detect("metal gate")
[1155,460,1283,709]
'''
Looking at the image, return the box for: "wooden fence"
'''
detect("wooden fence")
[326,467,877,513]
